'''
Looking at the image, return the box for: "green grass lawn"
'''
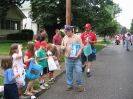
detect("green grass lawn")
[0,42,27,56]
[0,37,108,56]
[94,45,105,51]
[0,76,4,98]
[97,37,103,40]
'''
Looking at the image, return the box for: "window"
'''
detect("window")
[0,20,20,30]
[6,20,10,29]
[1,20,5,29]
[11,21,20,30]
[11,21,15,30]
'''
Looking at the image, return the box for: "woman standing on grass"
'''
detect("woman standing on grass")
[24,41,38,96]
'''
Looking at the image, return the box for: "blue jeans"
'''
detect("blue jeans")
[122,40,125,46]
[65,57,82,86]
[126,40,130,50]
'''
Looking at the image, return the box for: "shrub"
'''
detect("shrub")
[21,29,34,40]
[7,33,29,40]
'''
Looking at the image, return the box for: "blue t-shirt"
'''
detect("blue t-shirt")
[4,68,16,84]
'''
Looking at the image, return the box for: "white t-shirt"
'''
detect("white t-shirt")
[12,53,24,67]
[12,53,26,88]
[125,33,131,40]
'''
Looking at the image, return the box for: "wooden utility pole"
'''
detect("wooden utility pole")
[66,0,71,25]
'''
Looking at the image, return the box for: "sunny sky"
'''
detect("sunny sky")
[113,0,133,29]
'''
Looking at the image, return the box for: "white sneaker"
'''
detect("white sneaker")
[51,78,55,81]
[40,85,46,89]
[43,83,49,87]
[31,95,36,99]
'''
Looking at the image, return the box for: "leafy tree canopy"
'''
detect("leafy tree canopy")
[130,19,133,33]
[121,26,127,34]
[0,0,29,20]
[30,0,121,42]
[0,0,122,42]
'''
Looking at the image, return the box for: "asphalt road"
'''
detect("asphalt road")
[37,42,133,99]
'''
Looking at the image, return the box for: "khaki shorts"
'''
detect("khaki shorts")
[55,45,61,54]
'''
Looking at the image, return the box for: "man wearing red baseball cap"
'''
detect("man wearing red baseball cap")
[80,23,97,77]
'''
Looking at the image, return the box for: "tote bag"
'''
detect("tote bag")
[26,59,42,80]
[83,43,92,57]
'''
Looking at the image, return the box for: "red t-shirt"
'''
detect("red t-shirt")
[35,41,41,50]
[80,31,97,46]
[122,34,126,40]
[52,34,62,45]
[24,51,32,69]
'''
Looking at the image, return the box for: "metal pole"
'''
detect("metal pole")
[66,0,71,25]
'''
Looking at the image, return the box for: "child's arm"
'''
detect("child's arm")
[37,57,48,61]
[8,70,20,82]
[24,55,33,63]
[37,50,48,61]
[12,73,20,81]
[16,44,23,59]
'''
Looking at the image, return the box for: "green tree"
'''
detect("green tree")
[130,19,133,33]
[93,2,122,36]
[121,26,127,34]
[113,3,122,18]
[30,0,116,42]
[0,0,29,20]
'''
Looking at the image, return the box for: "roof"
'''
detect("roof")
[15,6,27,18]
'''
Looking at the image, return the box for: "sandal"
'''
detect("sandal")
[31,90,38,93]
[24,92,33,96]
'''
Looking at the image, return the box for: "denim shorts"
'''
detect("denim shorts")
[81,46,96,62]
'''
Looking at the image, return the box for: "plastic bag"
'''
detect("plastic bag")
[26,59,42,80]
[70,44,80,57]
[13,63,26,88]
[54,60,61,70]
[83,43,92,57]
[48,57,57,71]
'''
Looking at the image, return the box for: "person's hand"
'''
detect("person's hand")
[44,57,48,60]
[88,38,91,42]
[30,58,34,61]
[53,56,57,60]
[61,46,66,50]
[72,55,78,59]
[16,73,20,78]
[18,44,23,49]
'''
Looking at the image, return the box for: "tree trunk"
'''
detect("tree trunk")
[45,25,61,43]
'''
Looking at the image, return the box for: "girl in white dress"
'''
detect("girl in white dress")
[9,44,26,98]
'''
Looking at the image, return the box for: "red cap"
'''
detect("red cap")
[40,41,48,48]
[85,23,91,28]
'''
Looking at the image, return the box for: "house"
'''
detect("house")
[20,1,38,35]
[0,7,26,38]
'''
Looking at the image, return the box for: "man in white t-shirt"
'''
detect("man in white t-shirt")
[125,32,131,51]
